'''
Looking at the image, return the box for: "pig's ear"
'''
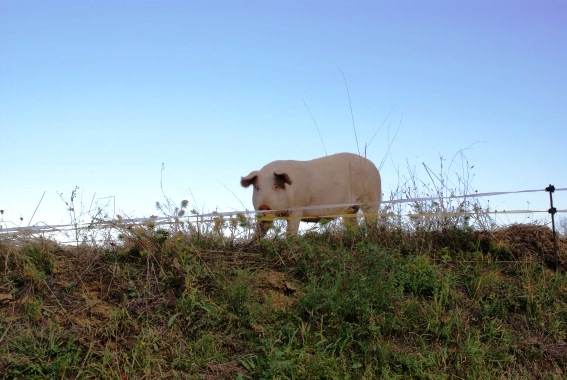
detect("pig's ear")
[241,171,259,188]
[274,171,292,186]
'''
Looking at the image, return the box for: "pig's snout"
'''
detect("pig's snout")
[258,204,273,217]
[257,204,276,221]
[258,203,289,218]
[258,204,271,211]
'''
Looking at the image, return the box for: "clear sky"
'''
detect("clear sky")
[1,0,566,230]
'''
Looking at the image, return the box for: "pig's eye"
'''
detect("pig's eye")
[254,185,260,191]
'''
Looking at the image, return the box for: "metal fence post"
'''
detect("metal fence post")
[545,184,558,270]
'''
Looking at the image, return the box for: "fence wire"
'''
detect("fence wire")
[1,186,565,243]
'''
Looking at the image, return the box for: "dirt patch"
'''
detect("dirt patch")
[202,360,248,380]
[0,293,14,304]
[257,270,301,310]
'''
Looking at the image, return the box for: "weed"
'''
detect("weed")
[4,325,82,378]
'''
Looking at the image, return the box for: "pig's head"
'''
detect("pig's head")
[241,170,293,215]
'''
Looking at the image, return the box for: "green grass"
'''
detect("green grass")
[0,224,566,379]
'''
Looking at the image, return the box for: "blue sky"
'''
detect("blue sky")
[1,0,566,229]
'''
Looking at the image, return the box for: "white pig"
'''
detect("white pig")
[241,152,381,237]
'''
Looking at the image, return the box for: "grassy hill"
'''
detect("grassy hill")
[1,224,566,379]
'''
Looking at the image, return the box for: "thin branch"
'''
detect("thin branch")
[302,98,327,156]
[28,191,46,226]
[340,69,360,156]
